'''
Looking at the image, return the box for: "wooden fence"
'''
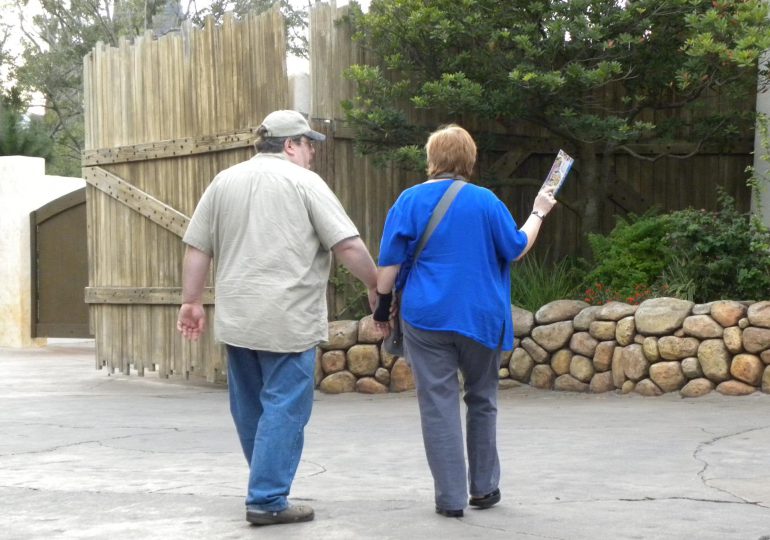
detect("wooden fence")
[83,3,755,380]
[83,9,289,382]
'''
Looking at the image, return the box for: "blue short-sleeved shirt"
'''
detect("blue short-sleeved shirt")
[378,180,528,350]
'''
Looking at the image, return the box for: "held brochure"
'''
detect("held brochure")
[541,149,574,194]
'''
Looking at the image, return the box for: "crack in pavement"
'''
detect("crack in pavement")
[0,421,187,431]
[457,519,561,538]
[523,495,769,508]
[693,425,770,509]
[0,484,242,498]
[0,430,185,458]
[302,459,328,477]
[93,439,235,455]
[148,481,241,494]
[617,496,764,506]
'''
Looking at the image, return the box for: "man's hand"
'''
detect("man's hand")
[177,302,206,341]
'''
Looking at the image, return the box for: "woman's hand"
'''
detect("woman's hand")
[533,186,557,217]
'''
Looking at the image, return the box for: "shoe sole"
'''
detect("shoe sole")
[247,511,315,525]
[469,491,501,509]
[435,508,463,518]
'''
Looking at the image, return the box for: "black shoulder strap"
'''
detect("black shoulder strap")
[413,179,466,262]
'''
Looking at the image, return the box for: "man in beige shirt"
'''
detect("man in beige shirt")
[177,110,378,526]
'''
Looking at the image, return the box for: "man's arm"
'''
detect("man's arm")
[177,245,212,341]
[331,236,378,312]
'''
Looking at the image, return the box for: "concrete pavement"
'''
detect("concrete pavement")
[0,340,769,540]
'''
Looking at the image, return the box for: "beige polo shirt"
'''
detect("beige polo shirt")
[183,153,359,352]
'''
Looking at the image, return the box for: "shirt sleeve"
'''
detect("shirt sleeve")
[488,199,528,262]
[378,199,412,266]
[302,174,359,250]
[183,181,215,256]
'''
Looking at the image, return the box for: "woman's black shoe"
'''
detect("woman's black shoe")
[435,507,463,518]
[469,488,501,509]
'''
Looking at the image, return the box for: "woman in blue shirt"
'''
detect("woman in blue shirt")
[373,124,557,518]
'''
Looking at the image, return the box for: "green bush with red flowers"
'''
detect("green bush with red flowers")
[582,192,770,303]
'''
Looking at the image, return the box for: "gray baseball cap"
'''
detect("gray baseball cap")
[259,110,326,141]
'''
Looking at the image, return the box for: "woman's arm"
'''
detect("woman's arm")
[515,187,558,261]
[377,264,400,294]
[372,264,401,329]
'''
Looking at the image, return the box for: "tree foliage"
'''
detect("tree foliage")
[2,0,307,176]
[0,86,53,159]
[344,0,770,240]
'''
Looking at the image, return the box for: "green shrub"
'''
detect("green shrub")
[663,192,770,301]
[656,256,697,302]
[582,192,770,303]
[583,211,673,299]
[329,265,370,320]
[510,255,583,312]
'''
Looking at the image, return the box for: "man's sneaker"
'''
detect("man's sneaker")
[246,504,315,526]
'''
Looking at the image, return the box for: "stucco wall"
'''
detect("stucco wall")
[0,156,85,347]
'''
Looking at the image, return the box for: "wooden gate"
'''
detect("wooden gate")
[30,188,90,338]
[82,10,289,382]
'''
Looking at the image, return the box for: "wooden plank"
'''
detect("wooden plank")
[81,126,256,166]
[490,149,531,179]
[85,286,215,304]
[83,167,190,237]
[152,307,167,378]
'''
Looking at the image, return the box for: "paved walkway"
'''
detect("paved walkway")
[1,341,769,540]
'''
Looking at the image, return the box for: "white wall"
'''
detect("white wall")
[290,71,311,115]
[0,156,85,347]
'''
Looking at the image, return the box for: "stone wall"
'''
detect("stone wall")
[317,317,415,394]
[319,298,770,397]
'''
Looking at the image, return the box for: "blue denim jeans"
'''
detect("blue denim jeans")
[225,345,316,511]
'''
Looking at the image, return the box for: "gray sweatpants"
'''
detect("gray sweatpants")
[403,322,501,511]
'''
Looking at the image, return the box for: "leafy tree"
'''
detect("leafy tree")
[344,0,770,242]
[6,0,181,174]
[0,86,52,159]
[3,0,307,176]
